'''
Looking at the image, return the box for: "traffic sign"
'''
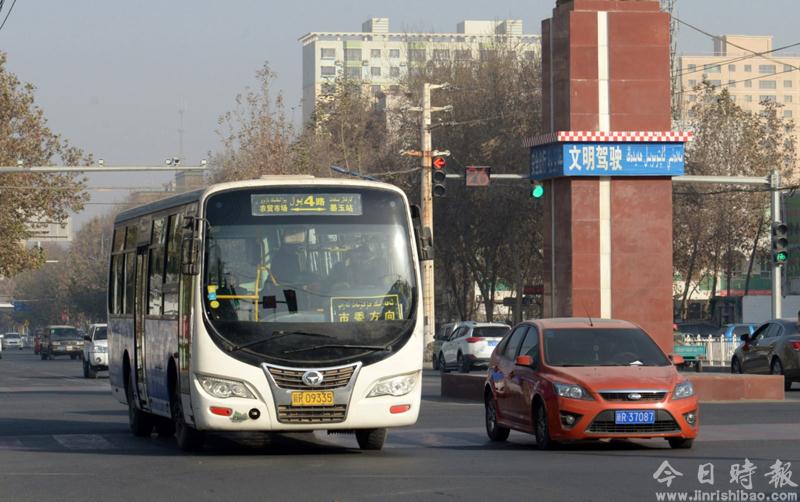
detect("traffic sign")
[465,166,491,187]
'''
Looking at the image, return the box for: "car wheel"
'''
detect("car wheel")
[485,395,510,442]
[86,363,97,379]
[668,438,694,449]
[458,353,470,373]
[355,428,387,451]
[41,353,48,361]
[70,354,77,360]
[771,358,791,392]
[171,387,204,451]
[126,374,154,437]
[439,353,449,373]
[82,360,89,378]
[432,352,439,370]
[155,418,175,438]
[731,358,742,374]
[533,401,554,450]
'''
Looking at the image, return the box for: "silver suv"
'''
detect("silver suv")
[82,324,108,378]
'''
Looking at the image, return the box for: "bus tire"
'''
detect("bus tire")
[355,428,386,451]
[86,363,97,379]
[126,374,154,437]
[171,389,204,451]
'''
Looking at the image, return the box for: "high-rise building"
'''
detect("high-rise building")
[300,18,540,124]
[679,35,800,165]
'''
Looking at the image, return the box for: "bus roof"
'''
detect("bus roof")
[113,177,407,225]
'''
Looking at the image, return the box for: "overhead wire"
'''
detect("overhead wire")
[0,0,17,32]
[673,41,800,79]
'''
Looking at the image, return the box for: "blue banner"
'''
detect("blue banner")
[529,142,685,180]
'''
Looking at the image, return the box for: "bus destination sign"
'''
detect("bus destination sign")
[251,193,362,216]
[331,295,404,323]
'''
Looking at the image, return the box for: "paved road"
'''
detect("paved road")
[1,351,798,501]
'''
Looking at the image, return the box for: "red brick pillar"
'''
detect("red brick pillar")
[540,0,674,352]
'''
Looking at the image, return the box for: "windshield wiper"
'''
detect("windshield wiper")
[281,343,391,355]
[229,330,334,353]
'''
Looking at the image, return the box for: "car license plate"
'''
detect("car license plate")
[488,340,498,347]
[291,391,334,407]
[66,346,75,351]
[615,410,655,424]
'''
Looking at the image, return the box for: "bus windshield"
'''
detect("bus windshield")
[202,187,418,364]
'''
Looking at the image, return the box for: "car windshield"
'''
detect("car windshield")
[93,327,108,340]
[543,328,670,367]
[4,334,19,339]
[202,187,418,364]
[50,328,80,340]
[472,327,510,338]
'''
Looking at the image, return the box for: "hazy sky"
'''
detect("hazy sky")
[1,0,798,228]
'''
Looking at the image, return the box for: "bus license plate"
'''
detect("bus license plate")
[615,410,655,425]
[488,340,498,347]
[291,391,334,407]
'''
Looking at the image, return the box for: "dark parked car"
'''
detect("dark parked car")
[41,325,84,360]
[731,319,800,391]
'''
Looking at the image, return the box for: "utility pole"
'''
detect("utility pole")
[407,83,452,357]
[771,170,782,319]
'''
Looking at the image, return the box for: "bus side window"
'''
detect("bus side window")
[163,213,181,317]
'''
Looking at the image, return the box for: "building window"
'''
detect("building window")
[408,49,426,62]
[744,64,752,72]
[730,95,736,102]
[745,80,753,88]
[320,66,336,77]
[344,66,361,79]
[389,66,400,77]
[785,110,794,118]
[432,49,450,60]
[688,79,697,88]
[389,84,400,92]
[344,48,362,61]
[760,95,776,103]
[785,64,793,72]
[371,85,382,96]
[320,48,335,60]
[371,49,381,58]
[728,80,736,88]
[785,95,793,103]
[687,64,696,72]
[687,95,696,103]
[745,95,753,102]
[728,64,736,72]
[708,80,721,87]
[759,80,777,89]
[370,66,381,77]
[759,64,776,74]
[454,49,472,60]
[785,80,793,88]
[704,64,721,73]
[389,49,400,58]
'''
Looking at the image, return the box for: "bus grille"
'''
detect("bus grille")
[586,410,679,434]
[277,405,348,424]
[267,365,356,390]
[599,391,667,402]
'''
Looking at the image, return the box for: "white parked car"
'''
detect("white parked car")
[438,322,511,373]
[2,332,23,350]
[82,323,108,378]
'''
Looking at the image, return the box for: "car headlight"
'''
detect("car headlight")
[554,382,594,400]
[92,346,108,353]
[367,371,419,398]
[196,374,255,399]
[673,381,694,400]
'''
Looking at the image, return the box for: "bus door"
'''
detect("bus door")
[134,245,150,409]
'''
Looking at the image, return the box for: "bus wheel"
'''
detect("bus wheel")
[126,376,154,437]
[355,428,386,451]
[155,418,175,438]
[171,392,204,451]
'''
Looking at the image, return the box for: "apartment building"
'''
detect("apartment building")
[299,18,540,124]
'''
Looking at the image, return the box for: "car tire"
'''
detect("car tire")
[458,353,470,373]
[70,354,76,360]
[41,353,48,361]
[431,353,439,370]
[439,353,449,373]
[485,396,510,442]
[771,358,791,392]
[86,363,97,379]
[126,375,154,437]
[355,428,387,451]
[533,401,554,450]
[731,358,742,374]
[668,438,694,449]
[171,388,204,451]
[82,360,89,378]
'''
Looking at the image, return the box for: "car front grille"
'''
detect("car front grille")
[277,405,348,424]
[599,391,667,402]
[266,365,357,390]
[586,410,679,434]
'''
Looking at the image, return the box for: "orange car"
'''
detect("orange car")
[484,318,698,449]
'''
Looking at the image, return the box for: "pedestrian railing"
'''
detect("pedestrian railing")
[676,334,740,368]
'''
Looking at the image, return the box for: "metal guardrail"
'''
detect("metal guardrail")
[675,334,740,367]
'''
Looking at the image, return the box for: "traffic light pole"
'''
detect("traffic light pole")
[771,170,782,320]
[420,83,436,358]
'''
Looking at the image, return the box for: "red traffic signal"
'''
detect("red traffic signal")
[433,156,446,169]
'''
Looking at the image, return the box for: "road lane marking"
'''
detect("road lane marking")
[52,434,114,450]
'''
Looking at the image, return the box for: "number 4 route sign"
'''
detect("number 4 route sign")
[465,166,491,187]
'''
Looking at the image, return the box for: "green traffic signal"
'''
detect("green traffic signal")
[531,183,544,199]
[776,251,789,264]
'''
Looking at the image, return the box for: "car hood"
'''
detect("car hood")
[549,365,681,391]
[92,340,108,348]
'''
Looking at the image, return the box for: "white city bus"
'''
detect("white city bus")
[108,177,423,451]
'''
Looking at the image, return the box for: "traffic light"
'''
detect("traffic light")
[772,222,789,266]
[531,180,544,199]
[432,156,446,197]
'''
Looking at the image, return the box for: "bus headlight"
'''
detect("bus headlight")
[367,371,419,398]
[197,374,255,399]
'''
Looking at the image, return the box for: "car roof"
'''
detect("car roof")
[529,317,638,330]
[45,325,77,329]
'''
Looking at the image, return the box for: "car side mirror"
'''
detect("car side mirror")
[670,354,685,366]
[740,334,750,343]
[515,355,534,367]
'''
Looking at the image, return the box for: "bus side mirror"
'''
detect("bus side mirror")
[410,205,434,262]
[181,238,201,275]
